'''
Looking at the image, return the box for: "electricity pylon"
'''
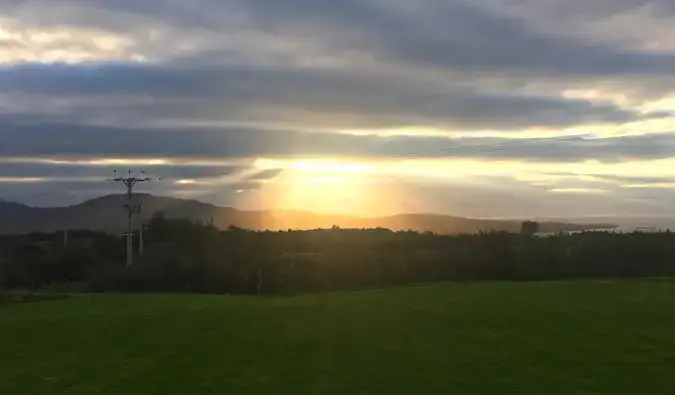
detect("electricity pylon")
[108,170,153,267]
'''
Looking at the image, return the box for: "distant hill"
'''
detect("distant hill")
[0,199,32,219]
[0,194,615,235]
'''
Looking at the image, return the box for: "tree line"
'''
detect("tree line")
[2,214,674,294]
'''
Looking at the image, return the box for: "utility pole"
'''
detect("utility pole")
[108,170,151,267]
[137,203,145,257]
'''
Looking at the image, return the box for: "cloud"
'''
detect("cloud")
[245,169,284,181]
[548,188,609,194]
[244,0,675,77]
[3,0,675,216]
[4,1,675,128]
[0,161,242,180]
[0,62,652,131]
[3,118,675,162]
[6,1,675,80]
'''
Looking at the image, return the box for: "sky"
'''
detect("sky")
[3,0,675,218]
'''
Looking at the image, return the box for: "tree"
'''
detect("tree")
[7,218,675,295]
[521,221,540,237]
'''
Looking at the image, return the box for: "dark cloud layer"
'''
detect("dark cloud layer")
[3,118,675,162]
[0,62,649,130]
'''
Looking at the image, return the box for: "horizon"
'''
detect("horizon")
[5,193,675,226]
[4,1,675,218]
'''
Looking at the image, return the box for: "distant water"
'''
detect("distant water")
[538,224,675,236]
[592,220,675,234]
[531,217,675,235]
[606,225,673,233]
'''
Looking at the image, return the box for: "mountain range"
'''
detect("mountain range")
[0,194,615,235]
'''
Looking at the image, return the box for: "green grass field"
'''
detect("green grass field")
[2,281,675,394]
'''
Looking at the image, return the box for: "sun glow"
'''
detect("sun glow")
[257,159,391,215]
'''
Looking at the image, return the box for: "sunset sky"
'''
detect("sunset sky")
[4,0,675,217]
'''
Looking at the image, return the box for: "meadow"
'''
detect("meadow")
[2,280,675,394]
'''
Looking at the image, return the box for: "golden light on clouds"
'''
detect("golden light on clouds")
[0,177,46,183]
[288,160,372,174]
[230,154,675,215]
[548,188,608,194]
[302,177,351,184]
[175,179,198,185]
[258,155,675,187]
[0,22,144,64]
[624,183,675,189]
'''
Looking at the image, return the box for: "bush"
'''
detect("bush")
[6,218,675,295]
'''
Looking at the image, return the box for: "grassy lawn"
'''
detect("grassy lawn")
[2,280,675,394]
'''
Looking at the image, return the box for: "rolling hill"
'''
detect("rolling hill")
[0,199,32,218]
[0,194,615,235]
